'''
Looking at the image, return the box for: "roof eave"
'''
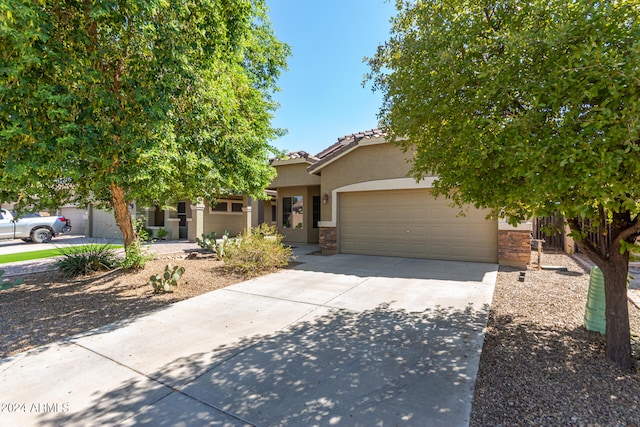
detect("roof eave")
[271,157,317,167]
[307,135,387,175]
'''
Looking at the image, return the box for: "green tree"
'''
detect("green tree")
[368,0,640,368]
[0,0,289,251]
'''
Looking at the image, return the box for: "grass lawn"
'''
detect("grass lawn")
[0,244,123,265]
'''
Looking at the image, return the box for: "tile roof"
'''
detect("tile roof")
[315,128,385,159]
[273,150,320,164]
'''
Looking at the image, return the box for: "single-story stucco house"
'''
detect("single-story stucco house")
[269,129,531,267]
[85,128,530,267]
[85,194,276,242]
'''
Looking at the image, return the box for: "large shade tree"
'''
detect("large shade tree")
[0,0,289,252]
[368,0,640,368]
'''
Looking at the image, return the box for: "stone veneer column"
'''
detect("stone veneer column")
[319,227,337,255]
[498,220,532,268]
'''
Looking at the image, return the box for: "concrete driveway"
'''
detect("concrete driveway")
[0,245,497,426]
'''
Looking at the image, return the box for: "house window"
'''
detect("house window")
[271,204,277,224]
[211,202,228,212]
[282,196,303,229]
[312,196,320,228]
[210,199,243,215]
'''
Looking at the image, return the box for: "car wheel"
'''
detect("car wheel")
[31,228,52,243]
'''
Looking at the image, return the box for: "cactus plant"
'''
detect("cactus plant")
[195,231,217,252]
[149,264,185,294]
[195,231,235,259]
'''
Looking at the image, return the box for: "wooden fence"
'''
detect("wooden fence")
[532,214,565,252]
[534,214,614,254]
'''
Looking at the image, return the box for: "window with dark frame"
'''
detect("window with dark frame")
[211,202,228,212]
[210,199,243,214]
[282,196,303,229]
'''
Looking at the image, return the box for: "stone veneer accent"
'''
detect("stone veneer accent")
[498,229,531,268]
[319,227,337,255]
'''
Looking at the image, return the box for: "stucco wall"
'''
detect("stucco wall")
[203,205,244,237]
[319,143,426,222]
[264,200,276,225]
[269,162,321,188]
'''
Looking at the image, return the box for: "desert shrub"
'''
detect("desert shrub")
[156,227,168,239]
[222,225,292,276]
[56,244,119,277]
[133,216,154,242]
[120,240,154,270]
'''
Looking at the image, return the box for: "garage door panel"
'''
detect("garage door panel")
[339,190,497,263]
[451,228,469,238]
[60,207,85,235]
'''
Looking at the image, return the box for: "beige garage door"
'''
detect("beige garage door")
[339,189,497,263]
[59,207,85,235]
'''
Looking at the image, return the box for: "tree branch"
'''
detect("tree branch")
[567,216,605,266]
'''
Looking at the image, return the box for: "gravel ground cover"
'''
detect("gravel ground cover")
[470,252,640,426]
[2,248,640,425]
[0,252,246,357]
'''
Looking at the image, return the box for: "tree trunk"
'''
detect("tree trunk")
[569,214,635,370]
[599,250,633,369]
[109,182,137,249]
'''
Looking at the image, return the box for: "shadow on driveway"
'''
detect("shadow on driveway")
[43,305,489,426]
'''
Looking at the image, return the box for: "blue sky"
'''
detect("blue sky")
[265,0,395,156]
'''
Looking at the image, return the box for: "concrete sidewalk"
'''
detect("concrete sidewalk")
[0,247,497,426]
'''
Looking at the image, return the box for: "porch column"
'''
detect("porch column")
[498,219,532,268]
[188,202,205,242]
[166,218,180,240]
[83,209,91,237]
[242,205,252,234]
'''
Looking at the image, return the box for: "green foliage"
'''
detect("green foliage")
[195,231,218,252]
[56,244,119,277]
[222,225,292,276]
[0,270,24,291]
[368,0,640,368]
[133,217,152,242]
[149,264,185,294]
[120,240,154,270]
[369,0,640,222]
[156,228,168,239]
[214,232,233,259]
[195,231,233,259]
[0,0,290,241]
